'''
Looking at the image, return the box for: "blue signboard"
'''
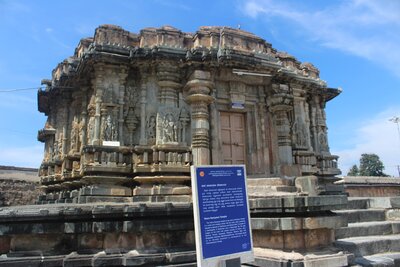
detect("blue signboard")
[191,165,253,266]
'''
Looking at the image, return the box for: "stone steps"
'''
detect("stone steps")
[333,197,400,266]
[337,197,400,210]
[353,252,400,266]
[335,221,400,239]
[335,209,386,223]
[335,234,400,258]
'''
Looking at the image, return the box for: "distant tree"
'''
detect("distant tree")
[347,164,359,176]
[358,153,388,177]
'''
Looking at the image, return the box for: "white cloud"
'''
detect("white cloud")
[241,0,400,77]
[0,145,43,168]
[0,92,36,109]
[332,106,400,177]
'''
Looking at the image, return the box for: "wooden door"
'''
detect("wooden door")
[220,112,246,165]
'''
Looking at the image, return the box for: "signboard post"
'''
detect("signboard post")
[191,165,254,267]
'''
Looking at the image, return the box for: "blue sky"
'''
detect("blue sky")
[1,0,400,176]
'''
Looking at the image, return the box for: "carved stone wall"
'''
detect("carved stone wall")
[37,25,342,203]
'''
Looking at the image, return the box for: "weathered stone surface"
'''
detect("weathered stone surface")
[335,209,386,223]
[250,195,347,212]
[342,176,400,197]
[36,25,341,203]
[253,228,334,250]
[0,166,40,206]
[335,234,400,257]
[253,247,347,267]
[252,215,345,231]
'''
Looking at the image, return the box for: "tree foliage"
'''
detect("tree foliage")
[348,153,388,177]
[347,164,359,176]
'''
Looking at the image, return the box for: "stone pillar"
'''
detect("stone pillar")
[157,63,180,106]
[118,67,128,145]
[80,87,88,150]
[62,92,71,157]
[92,65,104,145]
[139,73,148,145]
[155,63,182,147]
[268,84,294,174]
[184,70,214,165]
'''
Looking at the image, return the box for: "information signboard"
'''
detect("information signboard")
[191,165,253,267]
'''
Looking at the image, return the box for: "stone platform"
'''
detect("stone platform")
[0,202,196,266]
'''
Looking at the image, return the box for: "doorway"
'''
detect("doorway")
[220,112,246,165]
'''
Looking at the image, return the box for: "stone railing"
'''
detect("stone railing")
[133,145,192,174]
[292,150,318,175]
[81,145,132,174]
[316,153,341,176]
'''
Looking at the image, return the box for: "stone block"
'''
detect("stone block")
[391,197,400,208]
[80,185,132,196]
[253,247,347,267]
[123,251,165,266]
[63,252,93,267]
[80,196,132,203]
[336,209,386,223]
[280,164,302,177]
[247,177,294,186]
[10,234,73,253]
[386,209,400,221]
[78,234,103,250]
[190,70,211,80]
[103,233,137,250]
[124,218,193,232]
[253,228,334,250]
[344,198,369,210]
[335,235,400,257]
[165,251,196,264]
[335,221,396,239]
[92,251,124,267]
[0,236,10,254]
[295,176,319,196]
[304,229,334,249]
[92,221,123,232]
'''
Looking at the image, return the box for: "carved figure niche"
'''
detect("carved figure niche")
[123,84,140,145]
[156,106,190,146]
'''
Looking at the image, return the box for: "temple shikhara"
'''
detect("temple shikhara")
[1,25,365,267]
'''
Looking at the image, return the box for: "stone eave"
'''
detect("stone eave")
[37,128,56,142]
[37,89,49,114]
[325,87,341,101]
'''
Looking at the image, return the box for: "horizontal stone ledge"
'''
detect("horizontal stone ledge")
[0,249,197,267]
[249,195,348,210]
[0,202,193,223]
[341,176,400,184]
[251,215,346,231]
[0,218,194,235]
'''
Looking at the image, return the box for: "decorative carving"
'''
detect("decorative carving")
[146,114,156,145]
[103,114,117,141]
[179,107,190,144]
[87,105,96,144]
[318,128,329,152]
[156,107,180,145]
[162,113,178,143]
[123,85,140,145]
[69,117,79,153]
[292,119,308,149]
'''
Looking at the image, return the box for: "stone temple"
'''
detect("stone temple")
[0,25,352,266]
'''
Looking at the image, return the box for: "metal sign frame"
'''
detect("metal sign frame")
[191,165,254,267]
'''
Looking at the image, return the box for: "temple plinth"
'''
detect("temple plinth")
[24,24,350,266]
